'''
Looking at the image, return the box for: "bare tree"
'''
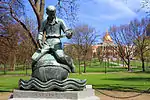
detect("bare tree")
[15,17,37,71]
[64,43,77,60]
[97,46,105,65]
[124,0,150,15]
[0,0,38,48]
[140,0,150,14]
[0,17,36,71]
[110,25,135,71]
[0,0,79,48]
[130,18,150,72]
[71,24,98,73]
[0,37,9,74]
[0,23,20,71]
[70,29,83,74]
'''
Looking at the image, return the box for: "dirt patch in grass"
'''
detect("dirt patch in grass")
[95,90,150,100]
[0,92,11,100]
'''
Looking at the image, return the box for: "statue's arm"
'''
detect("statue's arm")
[37,20,45,48]
[60,19,73,39]
[38,21,45,40]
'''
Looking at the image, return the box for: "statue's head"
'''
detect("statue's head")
[46,5,56,18]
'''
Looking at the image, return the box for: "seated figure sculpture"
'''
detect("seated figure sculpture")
[19,5,86,91]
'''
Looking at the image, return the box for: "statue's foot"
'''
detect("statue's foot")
[71,67,75,73]
[71,63,76,73]
[32,60,37,67]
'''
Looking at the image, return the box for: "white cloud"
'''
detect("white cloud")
[78,0,140,23]
[77,0,145,33]
[94,0,138,20]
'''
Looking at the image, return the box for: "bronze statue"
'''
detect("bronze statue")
[19,5,86,91]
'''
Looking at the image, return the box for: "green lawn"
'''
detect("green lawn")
[0,75,30,92]
[0,67,137,75]
[0,65,145,75]
[70,72,150,92]
[0,70,32,75]
[0,59,150,92]
[0,72,150,92]
[0,60,126,75]
[75,66,128,73]
[114,60,150,68]
[1,59,149,75]
[74,59,120,68]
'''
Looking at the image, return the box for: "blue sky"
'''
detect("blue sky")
[25,0,147,43]
[77,0,146,32]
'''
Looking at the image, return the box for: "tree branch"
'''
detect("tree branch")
[9,3,38,48]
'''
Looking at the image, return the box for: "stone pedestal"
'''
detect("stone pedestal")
[10,85,100,100]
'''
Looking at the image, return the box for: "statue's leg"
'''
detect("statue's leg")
[51,43,75,73]
[55,50,75,73]
[31,45,50,67]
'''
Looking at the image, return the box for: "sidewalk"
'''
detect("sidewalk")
[1,90,150,100]
[95,90,150,100]
[109,62,124,67]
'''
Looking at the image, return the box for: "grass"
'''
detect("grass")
[0,63,147,75]
[70,72,150,92]
[0,70,32,75]
[0,75,30,92]
[0,59,150,92]
[0,59,124,75]
[114,60,150,68]
[75,59,120,68]
[0,67,136,75]
[0,72,150,92]
[75,66,128,73]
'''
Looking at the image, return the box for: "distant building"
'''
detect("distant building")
[63,30,135,61]
[91,30,118,60]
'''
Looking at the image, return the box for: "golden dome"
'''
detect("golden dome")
[103,30,113,42]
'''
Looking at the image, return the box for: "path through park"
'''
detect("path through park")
[1,90,150,100]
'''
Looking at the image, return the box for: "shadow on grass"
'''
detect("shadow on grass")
[103,77,150,81]
[132,71,150,74]
[0,89,12,92]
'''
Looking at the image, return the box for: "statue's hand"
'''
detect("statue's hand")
[66,29,73,39]
[38,40,43,48]
[66,33,72,39]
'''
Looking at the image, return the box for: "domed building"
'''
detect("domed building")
[92,30,118,61]
[63,30,119,61]
[103,31,113,43]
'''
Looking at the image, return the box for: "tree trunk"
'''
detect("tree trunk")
[98,57,101,66]
[78,56,81,74]
[83,60,86,73]
[107,58,109,68]
[4,64,6,75]
[26,64,28,75]
[89,57,92,67]
[105,59,107,73]
[12,52,16,71]
[127,58,130,71]
[117,58,120,65]
[141,58,145,72]
[9,52,16,71]
[123,60,124,67]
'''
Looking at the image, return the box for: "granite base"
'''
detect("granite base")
[9,85,100,100]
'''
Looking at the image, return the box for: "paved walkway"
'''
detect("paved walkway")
[95,90,150,100]
[109,62,123,67]
[1,90,150,100]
